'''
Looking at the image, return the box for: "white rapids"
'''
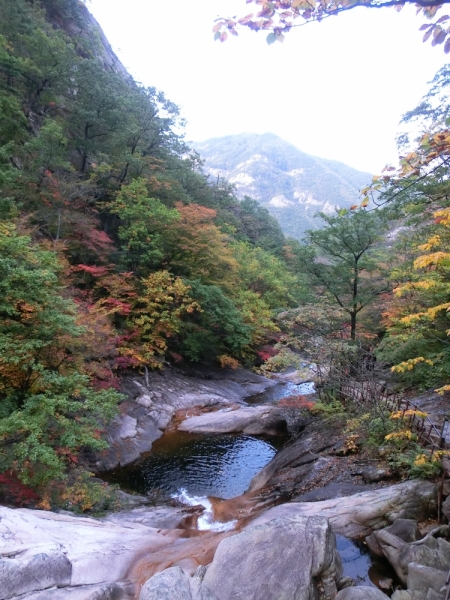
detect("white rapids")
[171,488,237,532]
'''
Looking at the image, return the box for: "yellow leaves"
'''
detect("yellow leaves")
[398,313,424,325]
[435,384,450,395]
[218,355,240,369]
[390,409,428,420]
[414,252,450,270]
[413,450,449,467]
[394,280,438,298]
[414,453,428,467]
[391,356,434,373]
[385,429,414,441]
[418,235,441,251]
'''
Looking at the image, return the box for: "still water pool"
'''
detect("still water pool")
[103,431,281,500]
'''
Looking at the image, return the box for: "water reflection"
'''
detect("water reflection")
[104,432,278,500]
[337,535,393,595]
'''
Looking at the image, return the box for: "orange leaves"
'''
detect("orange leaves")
[165,202,238,286]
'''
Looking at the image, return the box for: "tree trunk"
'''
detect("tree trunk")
[350,310,357,341]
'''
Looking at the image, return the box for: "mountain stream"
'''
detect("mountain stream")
[106,379,395,594]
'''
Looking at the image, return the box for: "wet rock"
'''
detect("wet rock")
[247,430,333,492]
[248,480,437,538]
[201,515,342,600]
[139,567,192,600]
[102,505,195,530]
[0,552,71,600]
[335,587,387,600]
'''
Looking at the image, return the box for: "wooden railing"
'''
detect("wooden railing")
[338,381,449,453]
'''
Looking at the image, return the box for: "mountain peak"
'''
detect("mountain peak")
[195,133,371,239]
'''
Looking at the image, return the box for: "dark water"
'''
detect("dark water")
[104,431,279,500]
[337,535,395,595]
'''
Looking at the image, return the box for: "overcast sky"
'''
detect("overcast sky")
[87,0,448,174]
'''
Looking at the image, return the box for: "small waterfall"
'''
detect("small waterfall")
[172,488,237,532]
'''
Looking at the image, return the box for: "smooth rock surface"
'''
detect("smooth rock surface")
[201,515,342,600]
[335,588,387,600]
[1,552,71,600]
[406,563,447,598]
[0,506,173,593]
[139,567,192,600]
[178,406,290,435]
[247,480,437,538]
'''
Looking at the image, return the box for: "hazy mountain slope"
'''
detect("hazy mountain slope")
[195,133,371,239]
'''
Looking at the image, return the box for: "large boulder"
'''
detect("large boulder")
[366,518,422,557]
[139,567,192,600]
[0,552,71,600]
[0,505,176,595]
[178,406,294,436]
[247,480,437,538]
[406,563,447,599]
[199,515,342,600]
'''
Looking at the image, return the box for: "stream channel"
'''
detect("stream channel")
[105,379,394,594]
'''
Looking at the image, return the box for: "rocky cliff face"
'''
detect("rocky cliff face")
[43,0,129,77]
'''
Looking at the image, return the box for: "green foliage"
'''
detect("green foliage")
[0,0,355,503]
[309,397,347,418]
[295,209,390,339]
[178,280,253,363]
[232,241,302,309]
[109,179,179,274]
[0,372,118,486]
[0,224,120,487]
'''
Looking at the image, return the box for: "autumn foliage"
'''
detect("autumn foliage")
[0,0,300,506]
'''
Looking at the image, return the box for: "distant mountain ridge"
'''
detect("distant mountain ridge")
[195,133,371,239]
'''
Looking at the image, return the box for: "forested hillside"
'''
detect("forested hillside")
[0,0,309,505]
[195,133,371,239]
[2,0,450,507]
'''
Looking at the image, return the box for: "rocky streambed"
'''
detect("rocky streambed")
[1,366,449,600]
